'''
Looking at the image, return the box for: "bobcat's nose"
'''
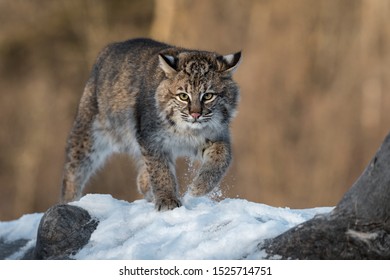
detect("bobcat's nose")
[191,112,201,120]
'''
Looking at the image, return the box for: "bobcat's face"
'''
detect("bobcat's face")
[169,66,226,130]
[156,51,241,132]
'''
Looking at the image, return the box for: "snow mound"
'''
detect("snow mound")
[0,194,332,259]
[71,194,332,259]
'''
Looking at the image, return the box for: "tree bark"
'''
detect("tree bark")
[259,133,390,259]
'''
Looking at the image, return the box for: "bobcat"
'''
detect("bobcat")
[61,38,241,211]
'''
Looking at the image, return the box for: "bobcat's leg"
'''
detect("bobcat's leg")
[191,140,232,196]
[61,130,93,203]
[61,119,111,203]
[136,162,153,202]
[142,152,181,211]
[61,158,92,203]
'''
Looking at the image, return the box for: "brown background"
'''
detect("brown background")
[1,0,389,221]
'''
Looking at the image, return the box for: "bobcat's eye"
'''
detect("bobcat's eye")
[202,92,215,102]
[177,93,190,102]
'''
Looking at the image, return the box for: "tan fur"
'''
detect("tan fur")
[61,38,241,211]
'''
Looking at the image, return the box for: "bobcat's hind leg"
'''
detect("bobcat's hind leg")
[61,160,91,203]
[61,121,111,203]
[136,163,153,202]
[61,141,94,203]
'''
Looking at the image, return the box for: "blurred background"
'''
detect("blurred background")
[1,0,389,221]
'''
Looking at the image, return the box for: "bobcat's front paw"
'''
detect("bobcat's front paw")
[189,182,211,197]
[155,196,182,211]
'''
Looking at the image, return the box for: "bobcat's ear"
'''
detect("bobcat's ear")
[217,51,242,74]
[159,53,178,75]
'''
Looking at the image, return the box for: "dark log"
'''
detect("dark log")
[259,133,390,259]
[0,239,30,259]
[34,204,98,260]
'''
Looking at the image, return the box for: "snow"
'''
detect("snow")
[0,194,332,259]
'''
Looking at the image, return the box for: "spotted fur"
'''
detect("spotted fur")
[61,38,241,211]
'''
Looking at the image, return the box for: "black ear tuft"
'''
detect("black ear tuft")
[159,53,178,75]
[218,51,242,74]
